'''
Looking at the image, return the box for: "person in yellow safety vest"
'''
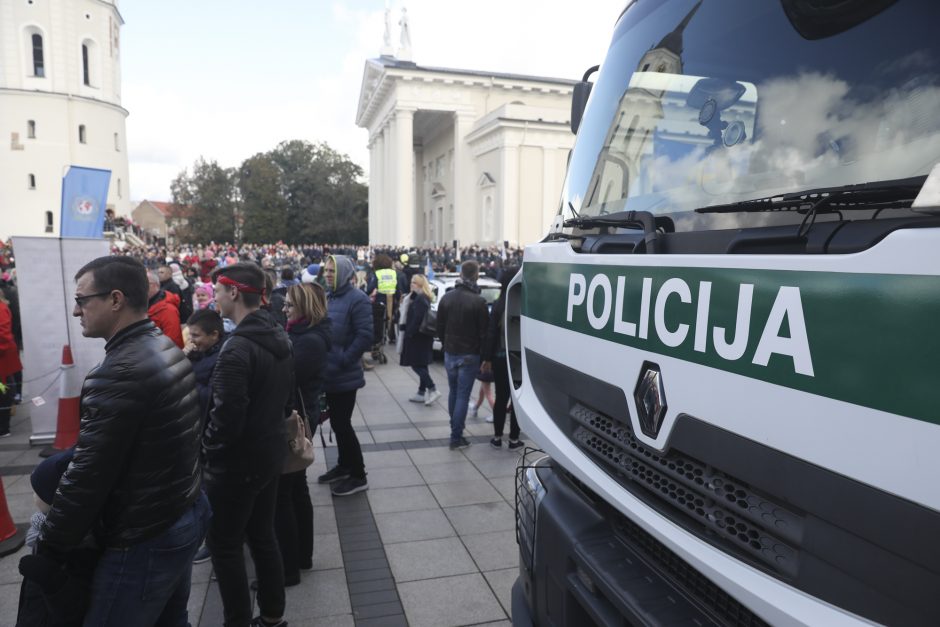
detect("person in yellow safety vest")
[367,254,401,363]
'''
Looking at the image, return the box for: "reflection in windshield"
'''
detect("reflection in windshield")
[563,0,940,232]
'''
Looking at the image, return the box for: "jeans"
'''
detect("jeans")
[492,355,520,440]
[274,469,313,582]
[326,390,365,479]
[445,353,481,443]
[206,474,284,627]
[83,492,210,627]
[411,365,435,393]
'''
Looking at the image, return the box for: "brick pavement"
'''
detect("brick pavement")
[0,347,526,626]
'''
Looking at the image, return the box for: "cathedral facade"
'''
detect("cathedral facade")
[0,0,130,239]
[356,18,576,248]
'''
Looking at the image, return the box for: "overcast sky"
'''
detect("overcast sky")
[121,0,625,202]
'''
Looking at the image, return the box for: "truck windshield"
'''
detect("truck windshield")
[561,0,940,231]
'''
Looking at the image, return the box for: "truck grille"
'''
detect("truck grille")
[570,403,804,579]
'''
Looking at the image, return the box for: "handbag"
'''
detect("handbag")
[283,390,315,474]
[418,306,437,337]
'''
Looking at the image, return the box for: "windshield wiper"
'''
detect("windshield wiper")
[694,176,926,214]
[563,205,674,253]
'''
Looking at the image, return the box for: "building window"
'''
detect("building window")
[117,178,122,198]
[45,211,53,233]
[31,33,44,77]
[82,44,90,85]
[28,174,36,189]
[27,120,36,138]
[114,132,120,151]
[79,124,86,143]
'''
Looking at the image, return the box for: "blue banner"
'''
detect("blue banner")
[60,166,111,238]
[425,254,435,281]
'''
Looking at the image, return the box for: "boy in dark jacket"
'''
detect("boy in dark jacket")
[205,262,293,627]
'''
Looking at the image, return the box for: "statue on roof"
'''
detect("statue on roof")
[398,7,412,61]
[381,5,394,56]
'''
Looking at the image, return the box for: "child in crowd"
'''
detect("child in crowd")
[17,448,98,627]
[184,308,226,564]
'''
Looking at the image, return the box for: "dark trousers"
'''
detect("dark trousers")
[274,469,313,582]
[411,365,435,393]
[326,390,365,479]
[0,376,14,434]
[206,474,284,627]
[492,356,520,440]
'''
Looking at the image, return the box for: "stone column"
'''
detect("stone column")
[371,129,386,245]
[394,108,415,247]
[383,119,394,245]
[500,144,519,245]
[452,112,475,247]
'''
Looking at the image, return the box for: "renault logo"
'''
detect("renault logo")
[634,362,667,438]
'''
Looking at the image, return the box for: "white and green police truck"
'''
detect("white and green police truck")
[508,1,940,625]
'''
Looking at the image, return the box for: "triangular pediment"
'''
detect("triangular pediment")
[430,182,447,198]
[356,59,389,127]
[477,172,496,188]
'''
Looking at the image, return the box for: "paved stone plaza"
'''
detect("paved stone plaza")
[0,347,526,626]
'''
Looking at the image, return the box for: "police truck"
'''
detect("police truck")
[509,1,940,625]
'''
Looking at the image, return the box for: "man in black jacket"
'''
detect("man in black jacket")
[436,259,490,450]
[21,255,208,626]
[206,262,293,627]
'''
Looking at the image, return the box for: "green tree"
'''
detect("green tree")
[172,140,368,244]
[170,158,236,243]
[269,140,368,244]
[238,153,288,243]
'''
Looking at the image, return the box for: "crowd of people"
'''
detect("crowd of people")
[3,237,524,626]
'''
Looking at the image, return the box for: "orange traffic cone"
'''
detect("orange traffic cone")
[0,477,27,557]
[40,345,81,458]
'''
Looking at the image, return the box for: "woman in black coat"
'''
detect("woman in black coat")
[400,274,440,405]
[277,282,332,585]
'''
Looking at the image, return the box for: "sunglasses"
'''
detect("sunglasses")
[74,291,112,307]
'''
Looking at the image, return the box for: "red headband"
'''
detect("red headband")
[217,275,267,305]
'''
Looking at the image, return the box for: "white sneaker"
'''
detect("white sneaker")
[425,389,442,405]
[468,401,478,418]
[408,393,425,403]
[484,414,494,423]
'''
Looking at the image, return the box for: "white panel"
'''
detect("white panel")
[12,236,109,440]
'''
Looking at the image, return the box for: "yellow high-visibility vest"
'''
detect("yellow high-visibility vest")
[376,268,397,295]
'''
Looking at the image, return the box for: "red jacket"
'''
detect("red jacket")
[0,301,22,380]
[147,291,184,348]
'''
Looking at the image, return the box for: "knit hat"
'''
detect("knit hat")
[30,448,75,507]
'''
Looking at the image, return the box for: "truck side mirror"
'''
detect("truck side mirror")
[571,65,600,135]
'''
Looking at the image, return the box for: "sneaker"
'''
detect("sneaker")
[250,617,288,627]
[424,389,441,406]
[318,466,350,484]
[409,392,426,403]
[484,414,494,423]
[193,544,211,564]
[449,437,471,450]
[13,394,21,404]
[331,476,369,496]
[0,431,10,438]
[467,401,478,418]
[508,439,525,451]
[490,437,502,449]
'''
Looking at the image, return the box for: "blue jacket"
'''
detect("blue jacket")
[324,255,373,393]
[188,334,226,419]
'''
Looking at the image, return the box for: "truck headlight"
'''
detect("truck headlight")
[515,449,549,572]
